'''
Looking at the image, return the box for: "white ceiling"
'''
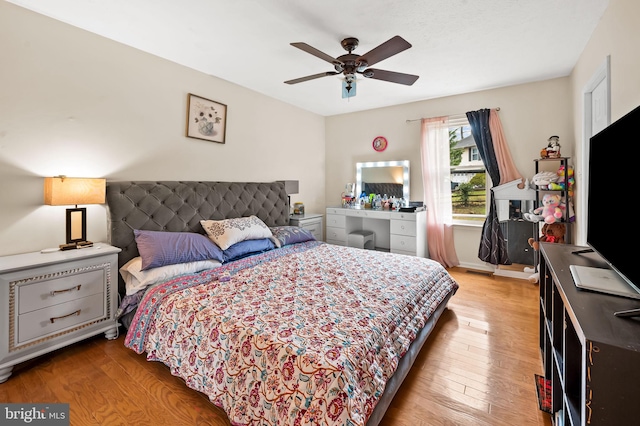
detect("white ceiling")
[9,0,609,116]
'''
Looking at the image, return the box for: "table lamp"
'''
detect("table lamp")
[44,176,106,250]
[277,180,299,214]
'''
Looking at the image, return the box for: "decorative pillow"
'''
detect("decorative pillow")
[134,230,225,270]
[269,226,316,248]
[223,238,275,262]
[200,215,273,250]
[120,256,222,295]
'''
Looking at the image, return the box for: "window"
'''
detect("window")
[449,118,488,222]
[470,147,480,162]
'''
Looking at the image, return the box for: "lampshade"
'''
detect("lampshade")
[278,180,299,195]
[44,177,106,206]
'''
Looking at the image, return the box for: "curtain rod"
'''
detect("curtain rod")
[405,107,500,123]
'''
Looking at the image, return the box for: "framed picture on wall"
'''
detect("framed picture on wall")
[186,93,227,144]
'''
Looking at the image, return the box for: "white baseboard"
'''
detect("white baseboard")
[493,267,534,281]
[455,261,535,281]
[457,261,494,273]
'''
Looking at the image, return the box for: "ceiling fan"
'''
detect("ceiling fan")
[284,36,420,91]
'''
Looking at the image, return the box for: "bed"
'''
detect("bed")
[106,181,458,426]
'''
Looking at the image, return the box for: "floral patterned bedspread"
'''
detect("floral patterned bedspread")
[125,241,458,426]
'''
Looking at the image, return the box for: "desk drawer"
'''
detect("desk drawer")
[326,226,346,242]
[326,214,346,228]
[18,292,105,343]
[391,219,417,237]
[346,210,390,219]
[391,234,417,253]
[18,269,104,314]
[326,208,345,215]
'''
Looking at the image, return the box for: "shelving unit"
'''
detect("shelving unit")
[533,157,572,243]
[539,243,640,425]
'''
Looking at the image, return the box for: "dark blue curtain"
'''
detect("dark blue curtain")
[466,109,510,265]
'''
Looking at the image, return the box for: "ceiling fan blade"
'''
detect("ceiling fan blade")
[358,36,412,67]
[284,71,339,85]
[362,68,419,85]
[290,42,342,66]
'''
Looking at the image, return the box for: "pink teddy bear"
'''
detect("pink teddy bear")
[532,194,565,224]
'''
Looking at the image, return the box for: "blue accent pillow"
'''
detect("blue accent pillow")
[134,230,225,270]
[270,226,316,248]
[223,238,275,262]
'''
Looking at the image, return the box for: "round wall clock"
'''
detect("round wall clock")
[372,136,388,152]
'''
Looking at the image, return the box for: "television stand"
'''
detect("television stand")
[539,243,640,425]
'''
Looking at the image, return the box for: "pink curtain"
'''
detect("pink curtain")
[489,109,523,185]
[421,117,460,268]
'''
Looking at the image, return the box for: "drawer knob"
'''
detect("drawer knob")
[50,284,81,296]
[50,309,81,323]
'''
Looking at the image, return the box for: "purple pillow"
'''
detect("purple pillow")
[270,226,316,247]
[223,238,275,262]
[134,230,225,270]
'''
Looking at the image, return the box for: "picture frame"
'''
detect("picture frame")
[186,93,227,144]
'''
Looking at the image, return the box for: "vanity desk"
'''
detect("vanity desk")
[325,207,428,258]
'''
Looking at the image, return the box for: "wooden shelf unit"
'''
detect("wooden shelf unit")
[539,243,640,425]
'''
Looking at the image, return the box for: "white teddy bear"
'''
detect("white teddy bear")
[531,171,558,189]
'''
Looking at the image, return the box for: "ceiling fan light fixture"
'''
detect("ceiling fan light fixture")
[285,35,419,90]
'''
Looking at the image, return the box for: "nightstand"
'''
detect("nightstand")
[289,213,323,241]
[0,243,121,383]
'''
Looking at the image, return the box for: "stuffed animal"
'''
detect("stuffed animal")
[531,193,565,224]
[531,171,558,189]
[549,166,576,197]
[526,223,566,282]
[546,135,561,158]
[528,222,566,251]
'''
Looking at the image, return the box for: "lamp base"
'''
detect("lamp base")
[59,240,94,251]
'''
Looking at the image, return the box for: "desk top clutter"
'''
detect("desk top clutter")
[342,191,411,211]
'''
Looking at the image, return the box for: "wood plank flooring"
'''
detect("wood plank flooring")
[0,268,553,426]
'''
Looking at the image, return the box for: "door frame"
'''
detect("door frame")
[579,55,610,245]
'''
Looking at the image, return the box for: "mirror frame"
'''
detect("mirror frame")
[356,160,410,200]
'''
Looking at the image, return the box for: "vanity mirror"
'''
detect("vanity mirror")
[356,160,410,200]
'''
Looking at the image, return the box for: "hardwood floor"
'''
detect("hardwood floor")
[0,268,553,426]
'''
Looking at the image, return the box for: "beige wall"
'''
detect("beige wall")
[2,0,638,270]
[326,79,573,270]
[569,0,640,244]
[326,0,640,271]
[0,2,325,256]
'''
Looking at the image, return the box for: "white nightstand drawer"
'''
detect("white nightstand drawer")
[391,234,417,253]
[18,269,104,314]
[326,226,346,242]
[326,214,346,228]
[304,221,323,239]
[391,219,417,237]
[18,292,105,343]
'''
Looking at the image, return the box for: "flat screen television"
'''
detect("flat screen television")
[570,104,640,303]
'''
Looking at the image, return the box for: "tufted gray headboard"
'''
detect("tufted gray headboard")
[106,181,290,296]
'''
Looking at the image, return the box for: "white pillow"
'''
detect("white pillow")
[200,215,273,250]
[120,256,222,295]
